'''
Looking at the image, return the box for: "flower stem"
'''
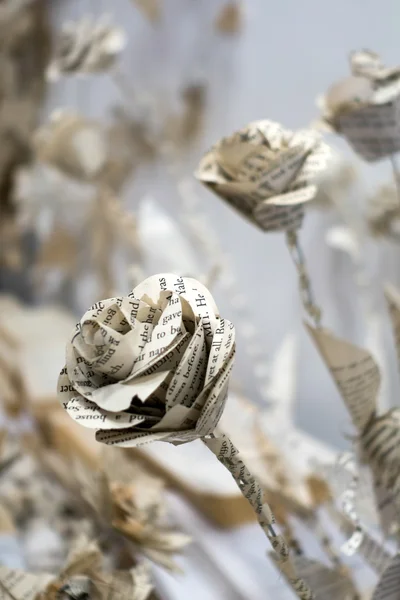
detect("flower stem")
[285,229,322,328]
[202,433,315,600]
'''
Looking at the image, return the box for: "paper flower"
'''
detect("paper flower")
[350,49,400,83]
[47,16,126,80]
[319,50,400,162]
[366,183,400,238]
[58,274,236,447]
[34,111,109,182]
[196,120,331,232]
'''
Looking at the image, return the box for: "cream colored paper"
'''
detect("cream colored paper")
[34,111,108,182]
[276,555,359,600]
[372,554,400,600]
[0,567,52,600]
[47,16,126,79]
[196,120,332,232]
[59,274,235,448]
[320,51,400,161]
[350,49,400,83]
[307,324,379,431]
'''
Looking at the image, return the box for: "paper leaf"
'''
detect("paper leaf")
[307,325,379,431]
[372,554,400,600]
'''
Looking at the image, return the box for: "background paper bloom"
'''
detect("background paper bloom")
[320,50,400,162]
[196,119,331,232]
[47,16,126,80]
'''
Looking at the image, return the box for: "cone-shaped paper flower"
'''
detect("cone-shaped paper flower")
[195,120,331,232]
[320,50,400,162]
[47,16,126,80]
[58,274,235,447]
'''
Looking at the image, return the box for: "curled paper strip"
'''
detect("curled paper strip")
[320,50,400,162]
[58,274,235,447]
[47,16,126,79]
[336,454,363,556]
[196,120,332,232]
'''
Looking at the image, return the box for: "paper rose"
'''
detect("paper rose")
[319,50,400,162]
[47,16,126,80]
[58,274,236,447]
[195,120,331,232]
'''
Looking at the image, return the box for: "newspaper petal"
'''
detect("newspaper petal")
[166,320,207,409]
[90,371,171,412]
[204,318,235,387]
[131,274,219,345]
[65,395,146,429]
[96,429,183,447]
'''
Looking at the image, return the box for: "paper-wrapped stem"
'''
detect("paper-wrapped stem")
[285,230,322,328]
[202,433,315,600]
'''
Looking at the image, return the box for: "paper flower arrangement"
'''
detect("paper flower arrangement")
[320,49,400,162]
[196,119,331,233]
[47,16,126,80]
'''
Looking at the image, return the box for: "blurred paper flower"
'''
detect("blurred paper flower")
[49,450,191,571]
[350,49,400,83]
[214,2,243,36]
[58,273,235,447]
[366,183,400,239]
[319,50,400,162]
[47,16,126,80]
[196,119,331,232]
[34,111,109,183]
